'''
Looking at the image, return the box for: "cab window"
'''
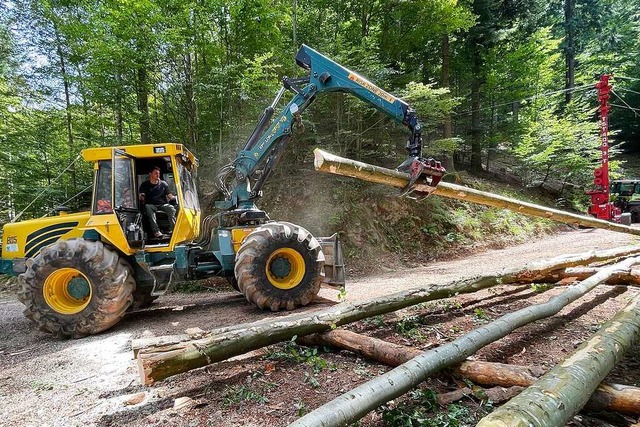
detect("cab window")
[178,160,199,210]
[619,183,636,196]
[93,161,113,214]
[114,156,136,209]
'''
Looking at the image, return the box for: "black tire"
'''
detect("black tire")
[226,276,240,292]
[130,287,159,310]
[234,222,324,311]
[18,239,135,338]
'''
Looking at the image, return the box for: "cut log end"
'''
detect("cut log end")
[313,148,325,170]
[137,356,155,386]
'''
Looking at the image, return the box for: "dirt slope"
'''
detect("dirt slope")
[1,226,639,427]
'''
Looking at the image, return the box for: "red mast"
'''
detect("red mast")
[586,74,620,221]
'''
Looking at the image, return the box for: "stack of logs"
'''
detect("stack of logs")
[134,245,640,426]
[134,151,640,427]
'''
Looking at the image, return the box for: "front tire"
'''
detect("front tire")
[234,222,324,311]
[18,239,135,338]
[130,287,158,310]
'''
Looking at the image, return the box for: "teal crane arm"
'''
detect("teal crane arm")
[216,44,442,211]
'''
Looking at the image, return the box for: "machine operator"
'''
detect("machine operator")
[139,166,176,238]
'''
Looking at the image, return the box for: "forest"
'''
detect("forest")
[0,0,639,223]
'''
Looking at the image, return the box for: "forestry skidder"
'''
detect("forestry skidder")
[0,45,443,337]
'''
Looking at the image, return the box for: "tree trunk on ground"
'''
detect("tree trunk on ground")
[298,329,423,366]
[299,330,640,414]
[477,289,640,427]
[313,149,640,237]
[287,256,640,427]
[437,386,524,405]
[518,266,640,287]
[134,247,640,385]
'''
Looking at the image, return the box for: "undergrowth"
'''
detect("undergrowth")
[262,168,558,275]
[378,387,493,427]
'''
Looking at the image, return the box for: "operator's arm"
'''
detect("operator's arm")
[138,180,148,202]
[162,181,176,202]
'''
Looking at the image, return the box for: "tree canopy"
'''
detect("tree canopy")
[1,0,639,221]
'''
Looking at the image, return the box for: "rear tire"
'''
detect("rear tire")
[18,239,135,338]
[234,222,324,311]
[130,287,158,310]
[226,276,240,292]
[620,213,632,226]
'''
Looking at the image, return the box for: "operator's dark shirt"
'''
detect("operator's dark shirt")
[139,180,170,205]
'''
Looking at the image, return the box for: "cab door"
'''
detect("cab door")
[113,149,143,248]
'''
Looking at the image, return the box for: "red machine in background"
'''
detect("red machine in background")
[585,74,631,225]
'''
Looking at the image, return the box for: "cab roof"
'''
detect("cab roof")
[81,143,198,166]
[612,179,640,184]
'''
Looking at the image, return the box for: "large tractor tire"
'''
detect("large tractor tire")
[234,222,325,311]
[18,239,135,338]
[129,288,159,310]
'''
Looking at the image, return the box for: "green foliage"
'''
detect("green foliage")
[394,315,427,341]
[439,299,463,312]
[265,337,330,374]
[362,315,386,328]
[1,0,639,234]
[337,286,348,302]
[294,398,307,417]
[222,384,269,406]
[171,280,210,293]
[514,104,601,186]
[380,387,489,427]
[303,371,320,388]
[473,308,489,322]
[531,283,553,293]
[401,83,459,129]
[400,82,461,156]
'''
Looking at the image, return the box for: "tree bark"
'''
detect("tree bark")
[288,256,640,427]
[313,149,640,237]
[136,276,496,385]
[299,330,640,415]
[516,266,640,287]
[564,0,576,105]
[53,25,77,194]
[470,46,483,172]
[183,52,198,149]
[440,34,455,172]
[298,329,423,366]
[135,247,640,385]
[136,67,151,144]
[437,386,524,406]
[477,288,640,426]
[115,75,124,144]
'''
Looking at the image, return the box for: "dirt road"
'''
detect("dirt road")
[1,227,639,426]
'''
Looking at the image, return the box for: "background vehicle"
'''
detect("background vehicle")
[610,179,640,222]
[0,45,441,337]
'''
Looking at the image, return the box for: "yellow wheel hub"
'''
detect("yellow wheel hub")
[43,268,92,314]
[266,248,305,290]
